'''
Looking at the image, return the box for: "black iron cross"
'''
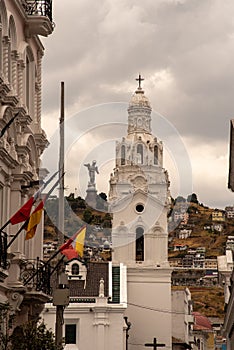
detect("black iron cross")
[145,338,166,350]
[136,74,144,89]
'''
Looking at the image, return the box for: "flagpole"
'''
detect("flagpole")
[58,81,65,247]
[56,81,65,348]
[0,169,60,234]
[6,220,29,249]
[6,173,64,249]
[0,220,11,234]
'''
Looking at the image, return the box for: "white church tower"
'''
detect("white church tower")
[109,76,172,349]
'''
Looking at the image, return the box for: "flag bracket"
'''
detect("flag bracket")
[21,180,41,189]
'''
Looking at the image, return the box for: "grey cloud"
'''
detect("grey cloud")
[41,0,234,208]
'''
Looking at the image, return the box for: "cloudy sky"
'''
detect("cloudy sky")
[40,0,234,209]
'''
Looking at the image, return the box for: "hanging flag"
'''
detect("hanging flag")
[60,226,86,259]
[10,197,34,225]
[25,200,44,240]
[59,244,79,260]
[5,172,65,248]
[9,170,59,225]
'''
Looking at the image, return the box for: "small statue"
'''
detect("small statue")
[84,160,99,185]
[99,277,104,297]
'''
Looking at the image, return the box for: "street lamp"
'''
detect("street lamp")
[124,316,131,350]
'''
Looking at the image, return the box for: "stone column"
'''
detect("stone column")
[11,50,18,95]
[36,52,43,127]
[3,36,10,83]
[17,60,25,105]
[0,24,3,76]
[93,297,109,350]
[3,175,12,229]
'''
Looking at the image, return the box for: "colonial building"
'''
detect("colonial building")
[109,77,172,349]
[0,0,53,332]
[43,259,128,350]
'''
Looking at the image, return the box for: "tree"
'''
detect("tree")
[10,319,63,350]
[99,192,107,201]
[0,303,14,350]
[187,193,198,204]
[82,208,93,224]
[96,193,108,210]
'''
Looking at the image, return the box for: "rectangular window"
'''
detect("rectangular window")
[65,324,76,344]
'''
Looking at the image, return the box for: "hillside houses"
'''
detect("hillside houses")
[225,206,234,219]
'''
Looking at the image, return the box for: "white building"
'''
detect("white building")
[0,0,53,331]
[225,206,234,219]
[222,268,234,349]
[109,78,172,349]
[171,287,194,349]
[43,259,128,350]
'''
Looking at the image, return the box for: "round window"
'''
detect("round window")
[136,204,144,213]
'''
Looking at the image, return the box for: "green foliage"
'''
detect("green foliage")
[102,213,112,228]
[83,208,93,224]
[99,192,107,201]
[10,319,63,350]
[187,193,199,204]
[0,303,14,350]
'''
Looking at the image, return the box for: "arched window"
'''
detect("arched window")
[154,145,158,165]
[72,263,79,275]
[137,144,143,164]
[121,145,125,165]
[136,227,144,261]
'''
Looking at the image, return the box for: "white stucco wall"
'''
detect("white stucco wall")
[126,268,172,350]
[43,298,127,350]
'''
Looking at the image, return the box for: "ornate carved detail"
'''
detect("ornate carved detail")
[131,175,148,193]
[7,290,24,311]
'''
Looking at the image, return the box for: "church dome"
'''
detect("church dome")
[129,88,151,109]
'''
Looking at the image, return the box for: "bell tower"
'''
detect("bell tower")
[109,76,172,350]
[109,76,170,267]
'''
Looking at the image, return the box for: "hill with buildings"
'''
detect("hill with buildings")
[44,193,234,318]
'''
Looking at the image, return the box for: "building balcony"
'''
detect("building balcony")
[20,257,52,297]
[0,231,8,282]
[22,0,54,37]
[0,231,7,270]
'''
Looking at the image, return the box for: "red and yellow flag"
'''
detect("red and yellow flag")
[25,200,44,240]
[60,226,86,260]
[10,197,34,225]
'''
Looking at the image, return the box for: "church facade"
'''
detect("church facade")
[109,77,172,349]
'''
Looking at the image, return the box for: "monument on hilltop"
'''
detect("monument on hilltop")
[84,160,99,207]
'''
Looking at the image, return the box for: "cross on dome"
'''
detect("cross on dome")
[136,74,144,89]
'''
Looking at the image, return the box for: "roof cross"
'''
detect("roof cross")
[145,337,166,350]
[136,74,144,89]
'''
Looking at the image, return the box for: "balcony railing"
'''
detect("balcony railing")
[22,0,52,22]
[0,231,7,270]
[20,257,52,295]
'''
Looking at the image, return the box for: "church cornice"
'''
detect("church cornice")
[0,148,19,168]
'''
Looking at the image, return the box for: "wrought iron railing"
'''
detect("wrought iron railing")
[22,0,53,22]
[20,257,52,295]
[0,231,7,270]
